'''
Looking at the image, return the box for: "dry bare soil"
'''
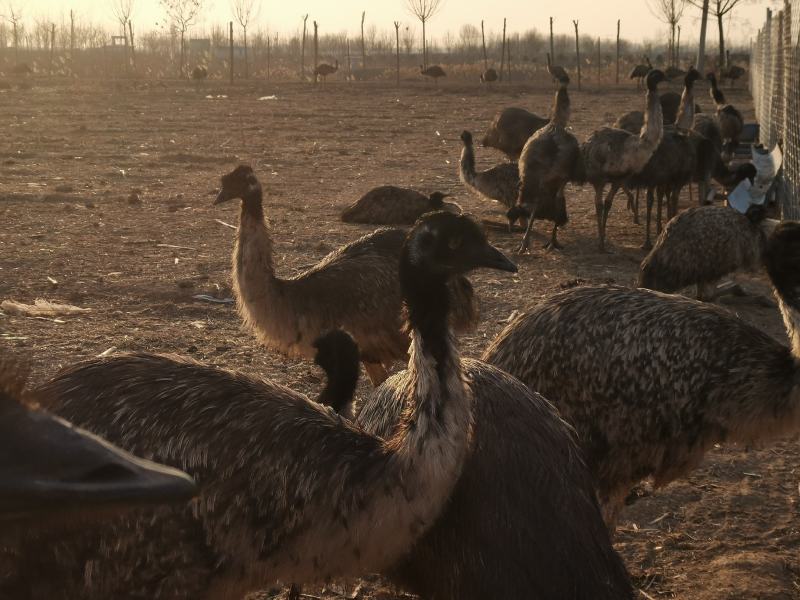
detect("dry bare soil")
[0,77,797,600]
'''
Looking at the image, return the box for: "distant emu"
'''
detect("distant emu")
[314,60,339,83]
[191,66,208,80]
[420,64,446,85]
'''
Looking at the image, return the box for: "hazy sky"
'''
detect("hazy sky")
[23,0,777,45]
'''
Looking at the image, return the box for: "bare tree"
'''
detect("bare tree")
[110,0,134,37]
[110,0,134,70]
[648,0,686,67]
[231,0,259,78]
[405,0,444,69]
[159,0,203,78]
[1,3,23,62]
[687,0,749,67]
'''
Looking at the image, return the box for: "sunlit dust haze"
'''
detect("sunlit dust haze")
[21,0,778,47]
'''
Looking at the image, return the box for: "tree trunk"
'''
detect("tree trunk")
[422,18,427,69]
[676,26,681,67]
[697,0,710,73]
[266,35,270,80]
[242,27,249,79]
[499,18,506,82]
[181,28,186,78]
[549,17,554,63]
[128,21,136,71]
[573,20,581,91]
[228,22,233,83]
[717,11,725,68]
[360,12,366,70]
[615,19,620,84]
[481,20,488,71]
[49,24,55,76]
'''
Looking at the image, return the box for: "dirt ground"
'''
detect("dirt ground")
[0,76,797,600]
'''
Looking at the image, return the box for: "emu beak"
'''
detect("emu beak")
[213,189,230,205]
[474,243,518,273]
[0,405,197,519]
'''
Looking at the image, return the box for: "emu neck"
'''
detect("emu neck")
[640,88,664,149]
[459,142,477,184]
[236,188,275,278]
[394,264,469,453]
[710,78,726,106]
[776,296,800,359]
[675,84,694,129]
[316,368,358,413]
[551,85,570,127]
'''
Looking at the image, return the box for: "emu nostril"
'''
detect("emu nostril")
[72,463,136,484]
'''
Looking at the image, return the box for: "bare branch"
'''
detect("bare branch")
[405,0,444,23]
[110,0,135,28]
[231,0,259,30]
[160,0,203,34]
[648,0,687,26]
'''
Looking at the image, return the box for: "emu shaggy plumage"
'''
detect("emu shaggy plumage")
[580,69,666,250]
[484,222,800,527]
[216,166,477,385]
[514,73,578,252]
[481,107,548,160]
[17,213,517,600]
[639,205,774,298]
[458,130,519,210]
[340,186,460,225]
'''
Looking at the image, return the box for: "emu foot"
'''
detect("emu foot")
[544,239,564,251]
[287,584,301,600]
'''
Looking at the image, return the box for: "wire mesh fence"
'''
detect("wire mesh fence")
[751,3,800,219]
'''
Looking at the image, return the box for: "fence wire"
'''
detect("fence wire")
[752,3,800,219]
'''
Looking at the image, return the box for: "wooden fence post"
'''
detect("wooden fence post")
[394,21,401,86]
[481,20,488,71]
[573,20,581,91]
[313,21,318,84]
[229,21,234,84]
[616,20,620,84]
[499,17,506,82]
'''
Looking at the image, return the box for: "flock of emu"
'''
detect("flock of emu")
[2,53,798,600]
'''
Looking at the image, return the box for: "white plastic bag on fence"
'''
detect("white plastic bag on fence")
[729,144,783,213]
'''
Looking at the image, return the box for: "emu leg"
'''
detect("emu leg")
[642,187,655,250]
[656,188,664,235]
[598,183,619,251]
[363,361,388,386]
[544,224,563,250]
[518,212,536,254]
[594,186,607,252]
[667,188,678,220]
[287,585,301,600]
[600,488,629,534]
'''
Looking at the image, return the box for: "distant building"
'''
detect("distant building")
[189,38,211,54]
[213,45,247,60]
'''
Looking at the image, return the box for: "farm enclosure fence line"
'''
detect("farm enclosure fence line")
[751,2,800,219]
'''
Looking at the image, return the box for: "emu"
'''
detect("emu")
[21,215,519,599]
[484,221,800,528]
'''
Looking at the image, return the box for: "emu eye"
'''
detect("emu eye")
[448,236,462,250]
